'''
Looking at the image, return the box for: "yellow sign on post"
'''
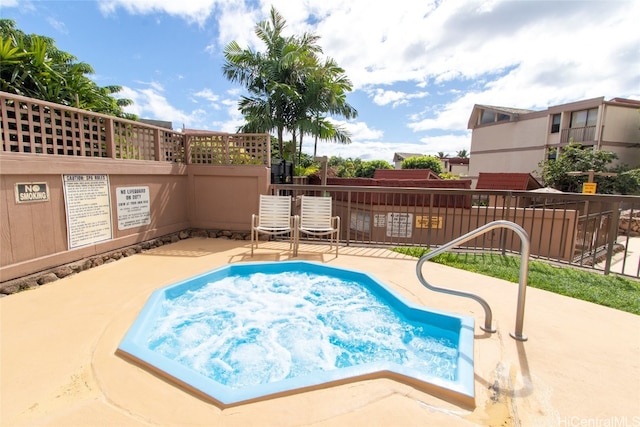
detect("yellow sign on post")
[582,183,597,194]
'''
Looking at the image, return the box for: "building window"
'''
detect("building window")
[551,114,561,133]
[570,108,598,128]
[480,110,495,124]
[479,110,511,125]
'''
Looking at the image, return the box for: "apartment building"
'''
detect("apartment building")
[466,97,640,187]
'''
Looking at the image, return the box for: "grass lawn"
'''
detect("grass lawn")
[393,248,640,316]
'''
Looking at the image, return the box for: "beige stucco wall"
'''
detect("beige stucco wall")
[601,104,640,168]
[602,104,640,143]
[468,117,548,184]
[0,154,270,282]
[188,165,270,230]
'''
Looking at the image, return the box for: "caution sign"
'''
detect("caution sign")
[415,215,443,229]
[15,182,49,203]
[582,183,597,194]
[63,174,112,249]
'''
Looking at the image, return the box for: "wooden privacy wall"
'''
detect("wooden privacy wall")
[0,92,272,281]
[0,154,270,281]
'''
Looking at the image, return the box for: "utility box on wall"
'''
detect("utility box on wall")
[270,159,293,184]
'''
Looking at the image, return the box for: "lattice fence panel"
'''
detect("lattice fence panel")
[1,97,106,156]
[189,134,228,164]
[113,121,158,160]
[160,130,185,163]
[228,133,270,165]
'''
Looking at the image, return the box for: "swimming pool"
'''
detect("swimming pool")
[117,261,475,407]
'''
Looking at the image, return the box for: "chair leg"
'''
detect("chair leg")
[293,230,298,257]
[251,230,255,256]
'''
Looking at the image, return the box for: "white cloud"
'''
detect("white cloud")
[370,89,429,108]
[193,88,220,104]
[97,0,229,25]
[339,120,384,141]
[46,17,68,34]
[118,85,206,129]
[210,0,639,131]
[68,0,639,160]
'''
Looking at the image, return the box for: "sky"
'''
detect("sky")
[2,0,639,163]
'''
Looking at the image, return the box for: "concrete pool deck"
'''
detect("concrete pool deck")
[1,238,639,426]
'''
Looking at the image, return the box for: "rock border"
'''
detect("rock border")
[0,229,256,297]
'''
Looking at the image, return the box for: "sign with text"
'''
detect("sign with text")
[386,212,413,238]
[15,182,49,203]
[116,186,151,230]
[415,215,443,229]
[63,174,112,249]
[349,212,371,233]
[582,183,597,194]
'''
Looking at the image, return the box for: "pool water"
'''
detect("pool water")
[147,271,458,389]
[118,261,475,407]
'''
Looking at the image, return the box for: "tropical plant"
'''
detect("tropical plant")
[222,7,356,165]
[613,167,640,195]
[298,57,357,159]
[439,172,460,180]
[328,156,358,177]
[355,159,393,178]
[456,149,469,158]
[401,155,443,174]
[294,164,319,177]
[537,143,620,193]
[436,151,449,158]
[0,19,134,119]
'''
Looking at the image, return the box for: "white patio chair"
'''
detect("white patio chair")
[251,194,297,256]
[295,195,340,256]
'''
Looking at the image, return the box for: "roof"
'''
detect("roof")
[467,104,536,129]
[607,97,640,107]
[443,157,470,165]
[474,104,536,116]
[475,173,542,191]
[374,169,441,180]
[393,152,423,162]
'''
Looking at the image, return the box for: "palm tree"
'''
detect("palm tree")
[437,151,449,158]
[298,57,357,158]
[223,8,313,159]
[222,7,356,163]
[456,149,469,158]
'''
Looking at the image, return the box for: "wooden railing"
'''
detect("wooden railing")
[0,91,270,166]
[272,184,640,279]
[560,125,597,143]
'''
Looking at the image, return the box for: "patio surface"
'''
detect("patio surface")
[1,238,639,426]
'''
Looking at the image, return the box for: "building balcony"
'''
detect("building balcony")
[560,125,596,144]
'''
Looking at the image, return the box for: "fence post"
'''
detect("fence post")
[153,128,162,161]
[603,200,621,275]
[105,117,116,159]
[185,135,192,165]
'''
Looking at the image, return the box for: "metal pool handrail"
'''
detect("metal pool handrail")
[416,220,530,341]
